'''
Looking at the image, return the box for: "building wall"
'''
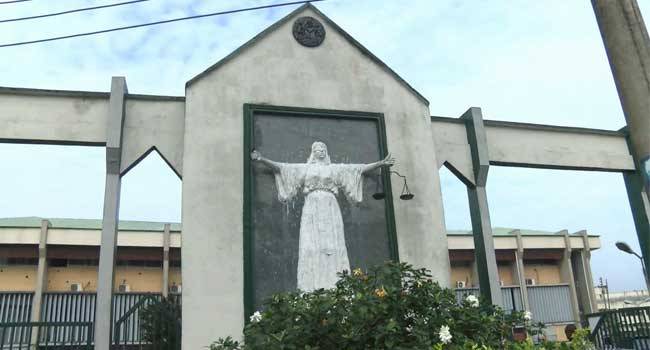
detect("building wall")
[497,263,515,286]
[523,263,562,284]
[114,266,162,292]
[0,265,37,291]
[183,7,449,345]
[47,266,97,292]
[450,262,473,287]
[169,267,182,289]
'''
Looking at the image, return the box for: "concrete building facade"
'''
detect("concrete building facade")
[0,216,600,342]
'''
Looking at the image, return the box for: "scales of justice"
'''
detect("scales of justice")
[251,141,395,291]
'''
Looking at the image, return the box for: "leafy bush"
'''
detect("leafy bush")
[139,296,182,350]
[210,261,527,349]
[508,328,595,350]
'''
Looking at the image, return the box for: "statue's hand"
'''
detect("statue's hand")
[382,153,396,167]
[251,150,262,161]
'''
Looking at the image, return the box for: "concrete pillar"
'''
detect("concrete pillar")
[30,219,49,347]
[571,230,597,315]
[94,77,127,350]
[579,231,599,312]
[623,167,650,291]
[461,107,502,306]
[592,0,650,280]
[30,219,49,322]
[513,231,530,311]
[558,231,581,324]
[162,224,170,298]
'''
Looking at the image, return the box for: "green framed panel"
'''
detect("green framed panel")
[242,103,399,319]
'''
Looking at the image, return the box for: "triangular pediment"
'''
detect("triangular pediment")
[186,3,428,106]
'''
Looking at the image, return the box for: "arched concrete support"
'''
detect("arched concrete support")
[119,96,185,178]
[94,77,127,350]
[461,107,502,306]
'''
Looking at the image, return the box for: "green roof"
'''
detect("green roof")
[447,227,597,237]
[0,217,181,232]
[0,218,594,237]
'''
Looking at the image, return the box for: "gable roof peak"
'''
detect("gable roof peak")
[186,2,429,106]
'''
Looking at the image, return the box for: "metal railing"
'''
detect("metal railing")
[455,287,524,312]
[0,293,33,323]
[41,292,96,324]
[0,321,93,349]
[590,306,650,350]
[501,286,524,312]
[0,291,182,348]
[114,294,159,346]
[114,295,181,350]
[454,284,574,324]
[527,284,574,324]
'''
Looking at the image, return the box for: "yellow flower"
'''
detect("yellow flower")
[375,287,388,298]
[352,268,364,277]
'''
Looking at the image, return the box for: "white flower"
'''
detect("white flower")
[465,294,479,307]
[438,325,452,344]
[524,311,532,321]
[249,311,262,323]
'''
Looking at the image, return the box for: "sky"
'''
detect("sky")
[0,0,648,291]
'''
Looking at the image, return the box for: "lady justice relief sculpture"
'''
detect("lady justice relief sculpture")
[251,141,395,291]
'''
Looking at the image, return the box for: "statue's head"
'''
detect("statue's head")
[307,141,331,165]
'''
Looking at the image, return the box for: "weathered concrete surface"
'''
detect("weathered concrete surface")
[182,5,450,347]
[431,118,475,184]
[95,77,127,350]
[121,97,185,177]
[592,0,650,176]
[0,88,109,144]
[461,107,502,306]
[431,117,634,172]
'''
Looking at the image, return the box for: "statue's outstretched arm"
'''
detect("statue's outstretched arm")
[251,150,281,173]
[362,153,395,174]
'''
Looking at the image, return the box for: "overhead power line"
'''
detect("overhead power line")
[1,0,149,23]
[0,0,325,48]
[0,0,30,4]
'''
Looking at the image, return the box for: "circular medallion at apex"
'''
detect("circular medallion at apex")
[292,16,326,47]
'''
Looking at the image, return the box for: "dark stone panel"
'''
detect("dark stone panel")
[251,113,391,309]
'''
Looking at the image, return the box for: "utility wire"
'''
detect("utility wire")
[0,0,30,4]
[0,0,324,48]
[1,0,149,23]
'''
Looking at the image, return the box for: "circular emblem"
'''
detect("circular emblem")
[292,16,326,47]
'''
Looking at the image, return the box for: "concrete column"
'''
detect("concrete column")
[513,231,530,311]
[571,230,597,315]
[559,231,581,324]
[162,224,170,298]
[623,168,650,291]
[30,219,49,322]
[592,0,650,280]
[461,107,502,306]
[94,77,127,350]
[579,231,599,312]
[592,0,650,191]
[30,219,50,347]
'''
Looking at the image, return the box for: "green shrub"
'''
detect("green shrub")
[210,261,526,349]
[139,296,182,350]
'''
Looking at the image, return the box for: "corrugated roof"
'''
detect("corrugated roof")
[0,217,181,232]
[447,227,597,237]
[0,217,593,237]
